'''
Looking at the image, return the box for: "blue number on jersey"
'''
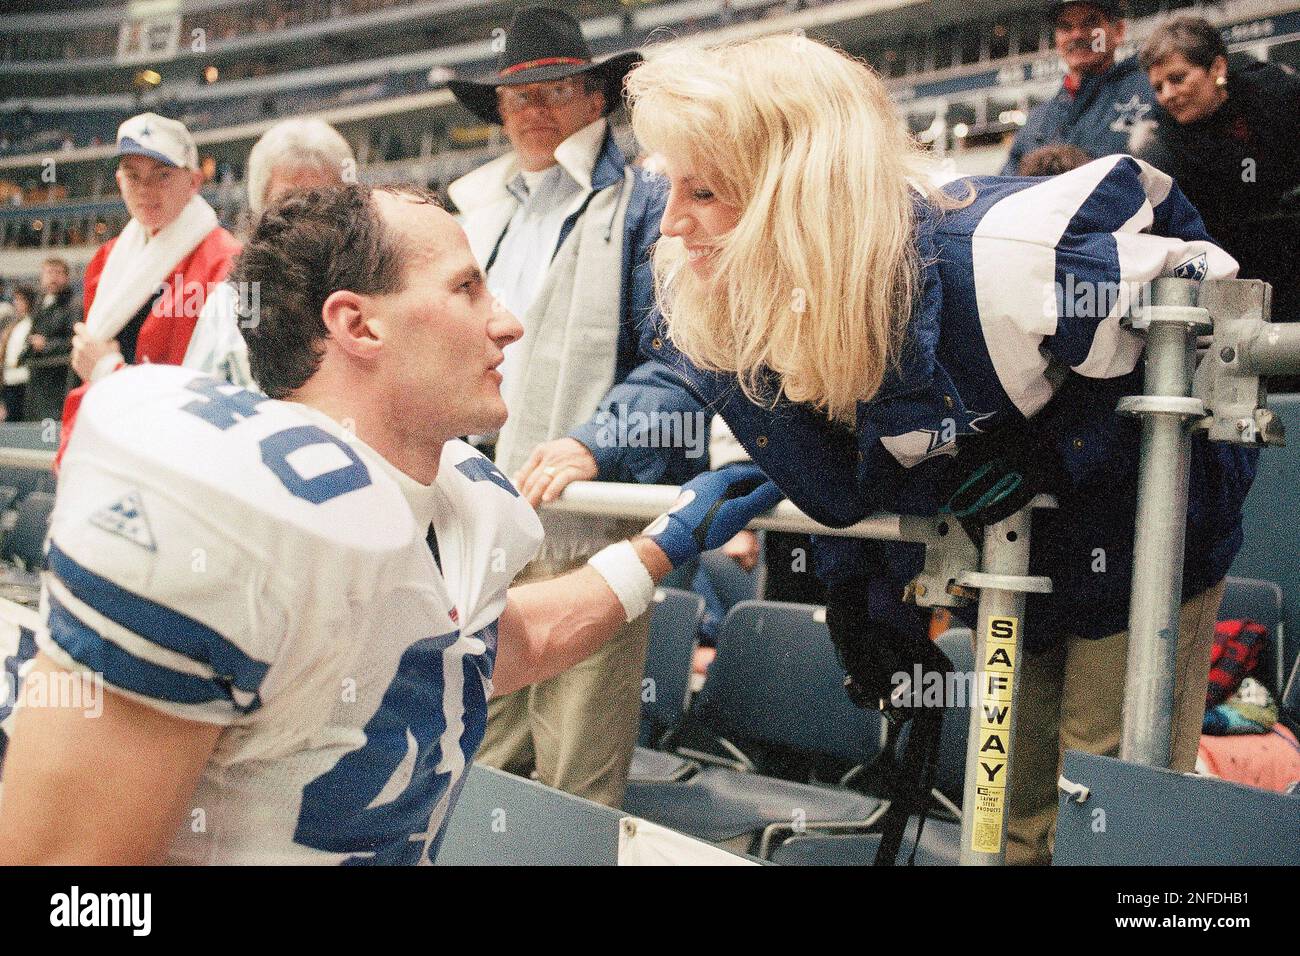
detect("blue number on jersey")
[260,426,372,505]
[293,625,497,865]
[181,377,270,429]
[455,458,519,497]
[179,377,371,505]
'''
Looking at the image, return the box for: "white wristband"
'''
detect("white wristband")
[587,540,656,623]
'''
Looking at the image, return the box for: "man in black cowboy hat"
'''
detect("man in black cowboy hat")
[1001,1,1154,174]
[448,6,704,808]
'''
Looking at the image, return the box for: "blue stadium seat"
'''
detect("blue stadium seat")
[1217,575,1287,694]
[769,819,962,866]
[622,601,887,851]
[0,422,60,452]
[895,628,977,808]
[763,627,975,865]
[1,492,55,571]
[698,546,762,612]
[639,587,704,745]
[0,468,53,501]
[1231,393,1300,692]
[1283,653,1299,720]
[629,587,705,784]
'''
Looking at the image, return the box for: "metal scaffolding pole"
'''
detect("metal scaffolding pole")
[1117,278,1210,767]
[958,503,1053,865]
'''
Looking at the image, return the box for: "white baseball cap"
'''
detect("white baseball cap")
[116,112,199,170]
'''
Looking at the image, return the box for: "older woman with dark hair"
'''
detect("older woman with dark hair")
[1131,15,1300,325]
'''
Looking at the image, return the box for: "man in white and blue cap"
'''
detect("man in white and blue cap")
[60,113,239,461]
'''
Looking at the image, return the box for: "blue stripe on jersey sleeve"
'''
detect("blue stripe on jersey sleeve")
[47,595,264,714]
[47,542,270,701]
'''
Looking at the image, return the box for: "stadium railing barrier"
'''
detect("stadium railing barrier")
[1117,278,1300,770]
[0,277,1296,865]
[547,481,1053,865]
[545,277,1300,866]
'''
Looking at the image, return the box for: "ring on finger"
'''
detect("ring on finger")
[542,466,559,477]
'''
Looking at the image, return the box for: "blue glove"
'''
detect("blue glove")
[644,463,783,568]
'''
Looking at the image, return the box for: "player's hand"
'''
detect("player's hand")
[514,437,599,507]
[721,529,760,571]
[642,463,783,569]
[71,323,121,382]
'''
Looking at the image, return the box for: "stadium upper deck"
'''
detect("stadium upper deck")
[2,0,1299,276]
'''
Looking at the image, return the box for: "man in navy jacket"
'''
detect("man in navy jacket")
[1002,1,1156,175]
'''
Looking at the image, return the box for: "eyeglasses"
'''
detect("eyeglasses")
[495,79,588,115]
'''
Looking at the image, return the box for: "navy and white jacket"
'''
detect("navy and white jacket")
[1001,57,1155,175]
[643,156,1258,648]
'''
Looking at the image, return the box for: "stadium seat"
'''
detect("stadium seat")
[0,422,60,452]
[622,601,888,852]
[1283,654,1299,721]
[629,587,706,784]
[639,587,705,746]
[698,546,762,612]
[769,819,962,866]
[894,628,977,808]
[1,492,55,572]
[0,467,52,501]
[763,627,975,865]
[628,747,697,785]
[1217,575,1287,695]
[1231,393,1300,692]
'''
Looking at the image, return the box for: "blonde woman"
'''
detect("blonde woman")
[616,35,1257,864]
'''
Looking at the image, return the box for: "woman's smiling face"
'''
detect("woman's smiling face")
[654,154,741,280]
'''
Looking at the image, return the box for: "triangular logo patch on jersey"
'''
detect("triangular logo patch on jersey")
[90,490,156,552]
[1174,254,1207,281]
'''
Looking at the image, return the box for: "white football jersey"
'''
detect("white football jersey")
[1,364,542,864]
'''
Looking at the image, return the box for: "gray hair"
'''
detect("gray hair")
[246,119,356,215]
[1139,15,1227,72]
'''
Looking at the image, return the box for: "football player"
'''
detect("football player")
[0,184,778,864]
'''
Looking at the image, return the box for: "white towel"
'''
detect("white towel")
[84,194,218,345]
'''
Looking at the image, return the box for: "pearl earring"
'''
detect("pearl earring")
[1215,75,1227,87]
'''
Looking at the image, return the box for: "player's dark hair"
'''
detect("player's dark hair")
[233,183,440,398]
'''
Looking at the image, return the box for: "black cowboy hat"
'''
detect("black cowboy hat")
[447,6,641,125]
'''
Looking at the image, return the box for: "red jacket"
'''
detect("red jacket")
[58,224,240,468]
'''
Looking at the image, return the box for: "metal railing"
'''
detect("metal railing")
[0,277,1295,865]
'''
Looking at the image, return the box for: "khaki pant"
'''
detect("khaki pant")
[477,549,651,809]
[1005,578,1224,865]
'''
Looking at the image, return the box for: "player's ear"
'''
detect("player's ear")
[321,289,383,359]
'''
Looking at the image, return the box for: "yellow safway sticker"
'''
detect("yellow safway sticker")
[971,615,1018,854]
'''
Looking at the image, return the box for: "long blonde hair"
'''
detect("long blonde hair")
[627,35,963,424]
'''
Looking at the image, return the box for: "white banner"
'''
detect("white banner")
[617,816,759,866]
